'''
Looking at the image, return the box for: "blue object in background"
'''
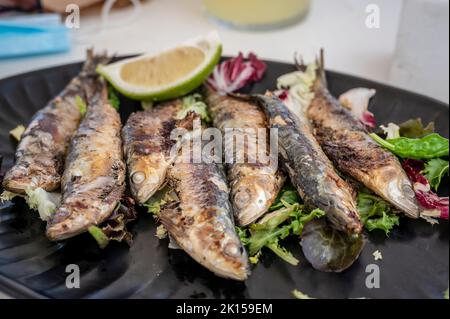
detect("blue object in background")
[0,14,70,59]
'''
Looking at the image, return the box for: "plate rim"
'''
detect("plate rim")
[0,57,448,110]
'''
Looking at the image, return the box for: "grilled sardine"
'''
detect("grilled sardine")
[160,160,249,281]
[2,50,108,194]
[247,93,362,234]
[204,86,285,226]
[46,79,125,241]
[122,101,181,205]
[306,52,419,218]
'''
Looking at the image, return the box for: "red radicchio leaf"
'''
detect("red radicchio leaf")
[361,111,376,129]
[402,159,449,219]
[207,52,267,94]
[276,90,289,101]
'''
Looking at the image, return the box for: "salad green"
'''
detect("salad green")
[108,85,121,111]
[237,185,325,266]
[75,95,87,116]
[357,192,400,236]
[176,93,210,122]
[369,133,449,160]
[423,158,449,191]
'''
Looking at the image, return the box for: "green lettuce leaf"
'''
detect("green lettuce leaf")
[108,85,120,111]
[144,185,178,218]
[423,158,449,191]
[357,192,399,236]
[176,93,210,122]
[269,184,301,211]
[88,226,109,249]
[242,205,325,266]
[398,118,435,138]
[75,95,87,116]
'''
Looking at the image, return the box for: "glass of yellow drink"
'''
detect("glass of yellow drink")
[203,0,310,30]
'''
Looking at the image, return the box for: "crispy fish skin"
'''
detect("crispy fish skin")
[160,159,249,281]
[249,93,362,234]
[204,87,285,226]
[46,80,125,241]
[306,57,419,218]
[122,101,181,205]
[2,51,108,194]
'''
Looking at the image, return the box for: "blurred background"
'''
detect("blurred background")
[0,0,448,103]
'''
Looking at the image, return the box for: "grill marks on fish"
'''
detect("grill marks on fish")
[2,50,109,194]
[204,87,285,226]
[122,100,182,204]
[46,80,125,241]
[308,88,419,218]
[250,94,362,234]
[160,160,249,281]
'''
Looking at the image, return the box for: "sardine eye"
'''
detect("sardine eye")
[131,171,145,184]
[402,183,416,199]
[224,242,240,257]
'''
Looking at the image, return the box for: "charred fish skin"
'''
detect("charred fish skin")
[203,86,285,226]
[160,160,249,281]
[2,50,109,194]
[46,79,125,241]
[307,56,419,218]
[249,93,362,234]
[122,100,181,205]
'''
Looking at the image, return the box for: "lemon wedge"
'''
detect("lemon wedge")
[97,31,222,101]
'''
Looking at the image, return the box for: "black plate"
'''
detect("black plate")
[0,60,448,299]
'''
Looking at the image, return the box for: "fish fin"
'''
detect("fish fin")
[81,48,111,78]
[313,48,327,89]
[294,52,307,72]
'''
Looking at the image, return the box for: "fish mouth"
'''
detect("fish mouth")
[383,180,420,218]
[46,216,90,241]
[202,242,250,281]
[2,178,30,195]
[2,174,58,195]
[327,209,363,234]
[134,186,159,205]
[215,266,249,281]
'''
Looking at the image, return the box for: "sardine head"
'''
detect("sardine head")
[369,165,420,218]
[232,174,279,226]
[130,169,164,205]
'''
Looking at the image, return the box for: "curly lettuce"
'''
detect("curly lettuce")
[176,93,210,122]
[357,192,399,236]
[238,191,325,266]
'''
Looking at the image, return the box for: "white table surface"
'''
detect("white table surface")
[0,0,404,86]
[1,0,447,102]
[0,0,447,300]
